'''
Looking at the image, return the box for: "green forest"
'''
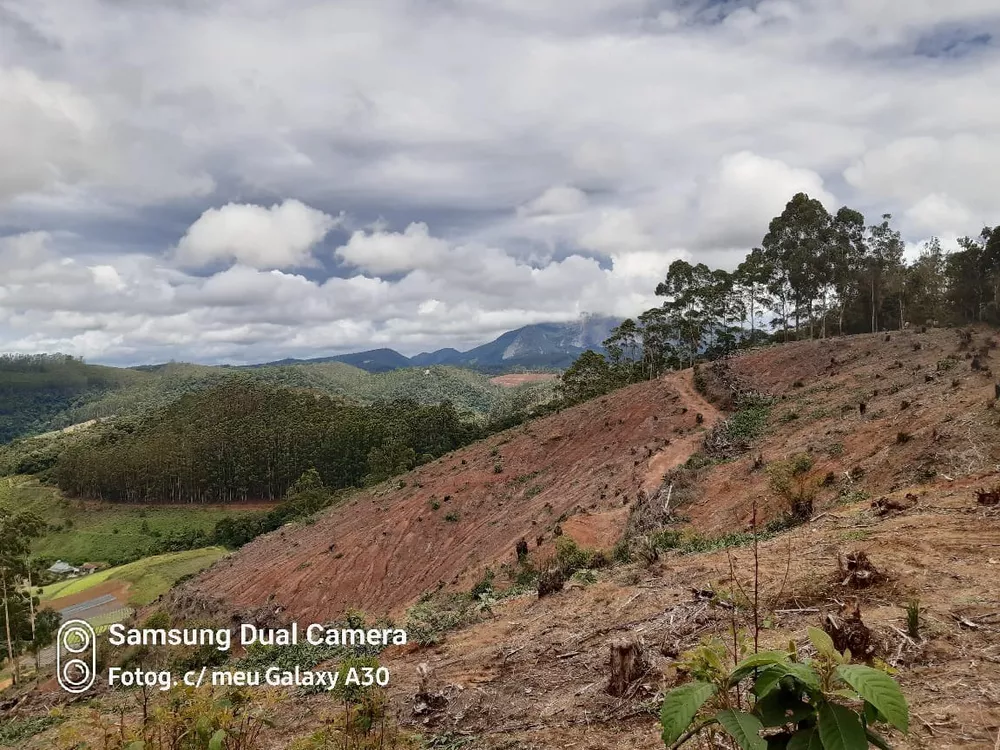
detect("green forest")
[53,381,482,504]
[0,355,554,443]
[561,193,1000,401]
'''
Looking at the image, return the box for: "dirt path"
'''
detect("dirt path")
[641,370,722,494]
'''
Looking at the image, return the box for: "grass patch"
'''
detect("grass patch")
[0,716,62,746]
[0,476,265,565]
[41,547,227,606]
[651,516,800,555]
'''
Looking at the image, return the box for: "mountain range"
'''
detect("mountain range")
[262,315,620,372]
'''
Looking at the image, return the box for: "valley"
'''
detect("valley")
[3,326,1000,749]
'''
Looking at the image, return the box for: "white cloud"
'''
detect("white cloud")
[518,186,588,217]
[0,68,109,202]
[2,0,1000,361]
[902,193,974,237]
[335,222,450,275]
[175,200,340,269]
[693,152,837,250]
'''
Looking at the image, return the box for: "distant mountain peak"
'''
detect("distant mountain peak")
[258,316,621,373]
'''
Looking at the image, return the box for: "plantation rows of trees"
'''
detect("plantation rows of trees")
[55,381,482,504]
[562,193,999,401]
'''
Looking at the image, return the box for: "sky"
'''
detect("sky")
[1,0,998,365]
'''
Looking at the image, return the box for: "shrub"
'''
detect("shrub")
[444,511,460,523]
[660,629,908,749]
[767,453,819,519]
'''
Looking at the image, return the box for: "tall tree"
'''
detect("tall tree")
[866,214,905,331]
[761,193,834,339]
[0,509,44,685]
[735,247,774,343]
[829,207,867,335]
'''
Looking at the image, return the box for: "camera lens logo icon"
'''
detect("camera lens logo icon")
[57,620,97,694]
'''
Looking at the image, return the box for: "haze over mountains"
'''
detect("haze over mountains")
[262,315,620,372]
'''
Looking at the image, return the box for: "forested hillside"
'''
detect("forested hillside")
[54,381,485,504]
[0,354,144,442]
[0,357,555,443]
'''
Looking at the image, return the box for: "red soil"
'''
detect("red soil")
[184,371,715,622]
[43,579,130,613]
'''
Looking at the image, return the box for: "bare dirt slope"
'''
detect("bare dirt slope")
[683,328,1000,534]
[183,372,717,622]
[177,326,1000,748]
[370,480,1000,750]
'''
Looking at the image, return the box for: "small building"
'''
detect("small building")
[80,563,103,575]
[47,560,80,577]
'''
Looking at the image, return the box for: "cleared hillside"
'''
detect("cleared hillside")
[170,326,1000,748]
[179,372,715,621]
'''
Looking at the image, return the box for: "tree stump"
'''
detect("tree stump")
[515,538,529,562]
[607,639,648,697]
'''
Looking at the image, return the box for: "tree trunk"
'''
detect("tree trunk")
[1,570,17,686]
[606,639,648,697]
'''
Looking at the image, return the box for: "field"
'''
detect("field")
[0,477,267,565]
[41,547,228,607]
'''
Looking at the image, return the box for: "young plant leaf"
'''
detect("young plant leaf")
[208,730,227,750]
[730,651,792,684]
[835,665,909,733]
[865,728,894,750]
[769,661,822,693]
[660,681,717,745]
[817,702,867,750]
[716,709,767,750]
[752,667,787,697]
[754,690,813,728]
[806,626,837,659]
[786,728,823,750]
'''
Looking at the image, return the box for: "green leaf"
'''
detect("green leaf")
[753,667,787,697]
[817,702,867,750]
[660,681,717,746]
[124,743,146,750]
[865,728,894,750]
[863,701,886,726]
[770,661,822,694]
[208,729,227,750]
[755,690,814,728]
[807,627,837,659]
[730,651,792,684]
[835,665,909,733]
[786,728,823,750]
[716,709,767,750]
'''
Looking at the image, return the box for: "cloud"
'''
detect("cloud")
[335,222,450,275]
[3,0,1000,362]
[175,200,340,269]
[518,186,588,217]
[693,152,837,250]
[0,67,110,201]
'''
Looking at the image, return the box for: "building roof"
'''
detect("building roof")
[48,560,79,574]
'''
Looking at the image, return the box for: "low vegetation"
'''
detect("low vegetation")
[661,629,908,749]
[40,547,227,606]
[0,477,264,566]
